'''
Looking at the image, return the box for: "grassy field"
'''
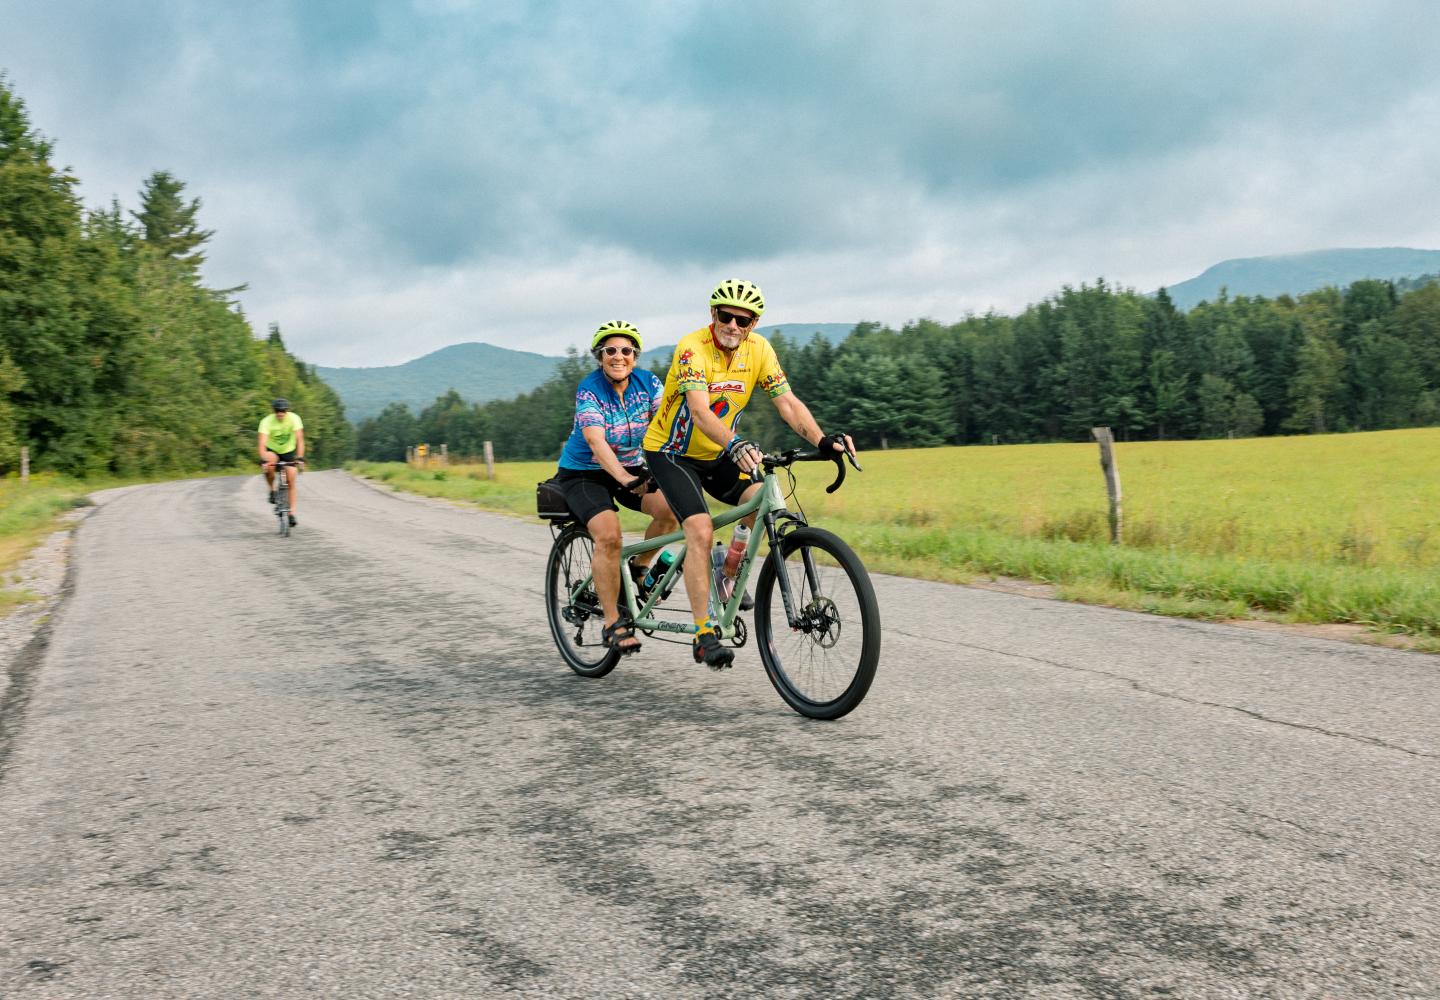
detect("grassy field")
[362,427,1439,644]
[0,474,95,614]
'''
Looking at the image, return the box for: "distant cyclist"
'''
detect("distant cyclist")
[554,321,678,656]
[258,398,305,526]
[642,279,854,669]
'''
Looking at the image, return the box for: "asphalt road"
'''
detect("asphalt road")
[2,471,1437,999]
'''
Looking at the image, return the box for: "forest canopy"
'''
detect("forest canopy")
[0,75,351,476]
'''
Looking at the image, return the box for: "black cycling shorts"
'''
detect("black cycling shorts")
[644,450,753,523]
[556,466,648,525]
[266,450,299,466]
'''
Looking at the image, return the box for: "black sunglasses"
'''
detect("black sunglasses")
[714,308,756,329]
[600,345,636,358]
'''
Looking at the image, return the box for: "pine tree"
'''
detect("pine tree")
[1350,333,1423,429]
[1389,283,1440,388]
[1141,289,1196,437]
[1284,325,1346,434]
[1230,392,1263,438]
[132,169,215,272]
[1197,374,1235,438]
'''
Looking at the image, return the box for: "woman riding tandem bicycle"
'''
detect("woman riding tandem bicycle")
[551,321,678,656]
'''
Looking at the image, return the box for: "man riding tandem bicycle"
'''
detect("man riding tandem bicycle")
[541,280,881,720]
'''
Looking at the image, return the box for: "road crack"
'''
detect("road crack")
[896,628,1439,760]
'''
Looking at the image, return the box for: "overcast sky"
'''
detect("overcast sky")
[4,0,1440,366]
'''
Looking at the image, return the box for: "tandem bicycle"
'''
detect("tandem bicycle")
[541,448,880,719]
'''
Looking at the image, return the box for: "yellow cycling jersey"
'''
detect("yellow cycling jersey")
[642,327,790,460]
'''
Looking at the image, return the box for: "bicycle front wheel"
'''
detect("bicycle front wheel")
[544,525,620,678]
[754,526,880,720]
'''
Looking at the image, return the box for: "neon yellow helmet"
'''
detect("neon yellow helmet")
[709,279,765,318]
[590,320,642,352]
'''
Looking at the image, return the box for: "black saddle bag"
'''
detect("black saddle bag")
[536,476,573,521]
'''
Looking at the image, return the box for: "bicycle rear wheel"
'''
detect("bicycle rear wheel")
[753,526,880,719]
[545,524,621,678]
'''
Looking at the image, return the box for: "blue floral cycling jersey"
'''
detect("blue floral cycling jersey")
[558,367,664,470]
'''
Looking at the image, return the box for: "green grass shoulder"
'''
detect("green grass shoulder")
[0,474,94,614]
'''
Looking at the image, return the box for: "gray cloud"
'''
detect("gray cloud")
[3,0,1439,364]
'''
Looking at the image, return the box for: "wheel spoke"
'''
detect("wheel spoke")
[755,528,879,719]
[546,526,620,677]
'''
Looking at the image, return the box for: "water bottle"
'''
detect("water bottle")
[723,523,750,577]
[711,543,734,610]
[643,549,676,598]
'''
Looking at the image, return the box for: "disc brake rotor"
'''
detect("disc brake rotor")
[799,597,841,648]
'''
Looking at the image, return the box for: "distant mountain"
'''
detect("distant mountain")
[321,323,856,422]
[1162,247,1440,310]
[317,343,563,422]
[758,322,858,344]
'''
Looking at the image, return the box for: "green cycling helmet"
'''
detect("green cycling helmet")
[591,320,642,352]
[709,278,765,318]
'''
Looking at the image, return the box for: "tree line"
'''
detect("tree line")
[765,276,1440,449]
[355,353,593,463]
[355,274,1440,462]
[0,76,351,477]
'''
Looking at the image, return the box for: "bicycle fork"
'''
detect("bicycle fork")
[762,512,821,632]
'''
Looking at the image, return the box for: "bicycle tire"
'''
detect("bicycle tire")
[753,526,880,720]
[545,524,621,678]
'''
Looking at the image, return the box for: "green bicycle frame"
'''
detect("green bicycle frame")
[566,467,795,640]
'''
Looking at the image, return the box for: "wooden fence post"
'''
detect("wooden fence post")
[1091,426,1122,545]
[440,443,448,466]
[483,441,495,480]
[20,446,28,485]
